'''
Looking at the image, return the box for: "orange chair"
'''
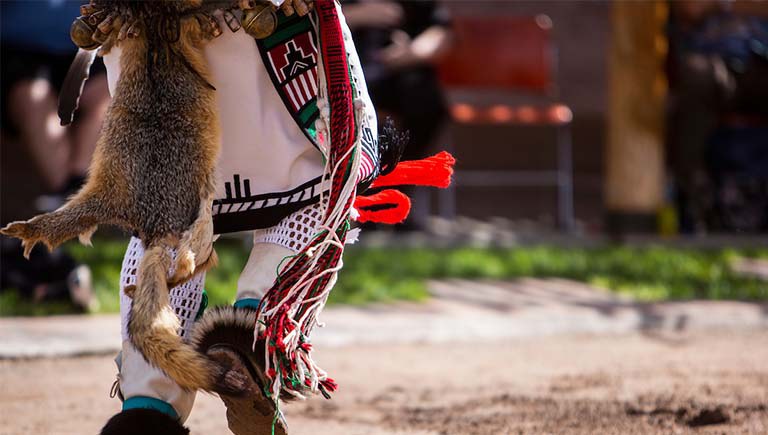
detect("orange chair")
[437,14,574,231]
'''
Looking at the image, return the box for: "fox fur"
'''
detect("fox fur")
[0,1,233,393]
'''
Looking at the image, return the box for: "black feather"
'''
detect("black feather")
[58,49,97,126]
[378,117,409,176]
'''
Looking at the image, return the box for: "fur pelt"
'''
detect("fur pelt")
[192,306,289,435]
[191,306,260,354]
[100,409,189,435]
[0,0,225,393]
[191,306,279,397]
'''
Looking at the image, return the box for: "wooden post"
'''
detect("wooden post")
[605,1,668,234]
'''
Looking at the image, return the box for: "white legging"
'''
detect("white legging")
[116,236,294,422]
[115,201,324,421]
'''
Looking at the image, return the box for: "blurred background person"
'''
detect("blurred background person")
[667,0,768,233]
[1,0,110,310]
[342,0,452,230]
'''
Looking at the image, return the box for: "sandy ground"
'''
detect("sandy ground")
[1,330,766,435]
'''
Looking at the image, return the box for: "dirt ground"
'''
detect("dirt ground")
[1,330,766,435]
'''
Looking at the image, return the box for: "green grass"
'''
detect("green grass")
[341,245,768,302]
[1,239,766,316]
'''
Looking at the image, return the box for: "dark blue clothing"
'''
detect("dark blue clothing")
[1,0,81,55]
[682,14,768,72]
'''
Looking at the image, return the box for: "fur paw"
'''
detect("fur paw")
[0,221,46,258]
[199,248,219,273]
[168,248,217,289]
[170,249,197,285]
[78,225,98,246]
[123,285,136,299]
[205,346,291,434]
[208,348,251,396]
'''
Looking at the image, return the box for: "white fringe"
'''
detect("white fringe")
[255,6,364,399]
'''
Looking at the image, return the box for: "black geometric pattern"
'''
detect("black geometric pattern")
[212,175,325,234]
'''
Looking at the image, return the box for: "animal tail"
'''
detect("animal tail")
[127,244,245,394]
[0,193,101,257]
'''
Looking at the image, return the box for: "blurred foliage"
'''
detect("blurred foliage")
[342,245,768,302]
[0,291,77,317]
[1,239,766,316]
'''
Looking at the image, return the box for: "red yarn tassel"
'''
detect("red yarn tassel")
[371,151,456,189]
[354,189,411,224]
[353,152,455,224]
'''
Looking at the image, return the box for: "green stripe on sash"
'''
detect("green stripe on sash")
[263,19,313,49]
[256,10,321,145]
[299,101,319,127]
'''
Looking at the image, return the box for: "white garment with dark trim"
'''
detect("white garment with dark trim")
[101,7,378,234]
[106,5,374,421]
[102,25,325,234]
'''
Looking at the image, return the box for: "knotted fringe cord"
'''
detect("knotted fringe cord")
[255,0,358,404]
